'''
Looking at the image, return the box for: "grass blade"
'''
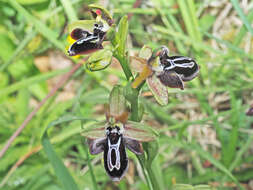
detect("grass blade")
[9,0,65,50]
[189,143,245,190]
[0,68,68,96]
[60,0,78,22]
[230,0,253,36]
[233,9,253,46]
[41,115,95,190]
[0,30,36,72]
[42,132,79,190]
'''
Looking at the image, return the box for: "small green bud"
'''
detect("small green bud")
[86,49,113,71]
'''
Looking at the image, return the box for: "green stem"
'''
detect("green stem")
[112,16,159,190]
[137,155,153,190]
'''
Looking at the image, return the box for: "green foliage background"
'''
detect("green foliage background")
[0,0,253,189]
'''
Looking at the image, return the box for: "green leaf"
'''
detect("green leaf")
[172,184,212,190]
[117,15,128,56]
[0,33,15,62]
[233,9,253,46]
[42,133,79,190]
[41,115,94,190]
[143,140,159,165]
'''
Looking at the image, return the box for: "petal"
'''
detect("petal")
[132,65,153,88]
[87,138,106,155]
[124,137,143,155]
[86,49,112,71]
[157,70,184,90]
[147,74,169,105]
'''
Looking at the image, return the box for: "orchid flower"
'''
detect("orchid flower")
[130,46,199,105]
[82,85,157,181]
[67,5,114,71]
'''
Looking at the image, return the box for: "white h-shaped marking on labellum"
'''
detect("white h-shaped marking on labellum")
[107,137,121,171]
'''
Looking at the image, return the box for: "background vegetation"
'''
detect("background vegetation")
[0,0,253,189]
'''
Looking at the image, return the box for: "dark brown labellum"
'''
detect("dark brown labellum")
[157,70,184,90]
[68,35,103,56]
[68,23,107,56]
[87,126,143,181]
[104,133,128,181]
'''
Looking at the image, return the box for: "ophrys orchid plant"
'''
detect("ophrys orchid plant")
[64,3,200,188]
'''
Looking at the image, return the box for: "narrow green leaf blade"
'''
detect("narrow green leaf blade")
[230,0,253,36]
[42,133,79,190]
[41,115,95,190]
[60,0,78,22]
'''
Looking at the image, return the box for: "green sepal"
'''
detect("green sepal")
[68,20,96,33]
[109,85,126,117]
[88,4,113,25]
[139,45,152,59]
